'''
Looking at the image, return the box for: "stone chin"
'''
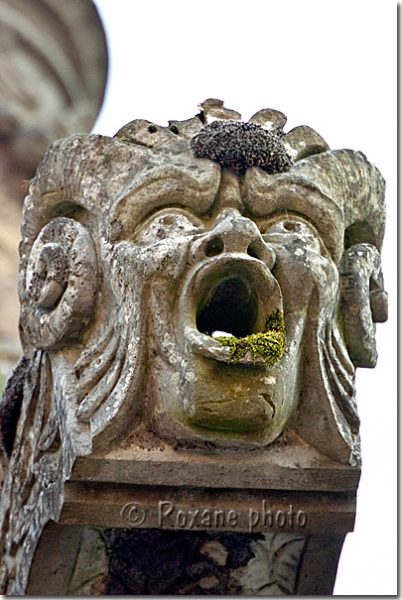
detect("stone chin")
[149,252,301,449]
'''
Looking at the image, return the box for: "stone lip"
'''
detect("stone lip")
[179,254,283,365]
[184,328,268,366]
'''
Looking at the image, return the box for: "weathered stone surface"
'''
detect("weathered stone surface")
[26,523,85,595]
[0,100,387,594]
[69,430,361,492]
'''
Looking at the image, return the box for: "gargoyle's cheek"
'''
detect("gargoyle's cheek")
[110,235,194,296]
[140,236,195,281]
[273,248,338,318]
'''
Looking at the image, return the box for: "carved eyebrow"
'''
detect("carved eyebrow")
[133,206,206,238]
[243,175,344,263]
[108,165,220,242]
[256,212,316,231]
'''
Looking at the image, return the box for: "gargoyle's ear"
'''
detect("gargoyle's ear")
[340,243,388,368]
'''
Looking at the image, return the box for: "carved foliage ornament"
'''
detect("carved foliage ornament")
[0,99,387,593]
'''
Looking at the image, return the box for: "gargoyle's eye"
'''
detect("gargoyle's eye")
[258,213,319,242]
[134,209,205,245]
[257,215,316,238]
[259,215,315,236]
[282,220,301,232]
[258,215,324,256]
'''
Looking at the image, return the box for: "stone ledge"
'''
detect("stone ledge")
[60,481,356,535]
[71,432,360,492]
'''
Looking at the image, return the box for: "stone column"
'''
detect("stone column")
[0,99,387,595]
[0,0,108,385]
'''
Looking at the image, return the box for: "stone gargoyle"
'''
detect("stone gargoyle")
[0,99,387,594]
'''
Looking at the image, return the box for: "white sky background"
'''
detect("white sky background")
[92,0,397,594]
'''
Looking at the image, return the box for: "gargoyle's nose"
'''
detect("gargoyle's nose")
[191,209,276,269]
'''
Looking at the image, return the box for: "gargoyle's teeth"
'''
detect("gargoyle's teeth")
[211,330,234,338]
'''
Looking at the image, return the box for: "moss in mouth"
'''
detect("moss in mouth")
[215,308,286,367]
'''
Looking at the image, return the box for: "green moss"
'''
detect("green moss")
[115,135,132,144]
[216,308,286,367]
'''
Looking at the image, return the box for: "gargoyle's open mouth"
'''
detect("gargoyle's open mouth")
[197,275,258,338]
[179,255,284,366]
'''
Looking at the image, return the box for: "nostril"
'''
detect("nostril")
[205,238,224,257]
[283,221,297,231]
[247,240,260,259]
[247,239,276,269]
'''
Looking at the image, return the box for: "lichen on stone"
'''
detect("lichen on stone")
[216,309,286,366]
[191,120,292,174]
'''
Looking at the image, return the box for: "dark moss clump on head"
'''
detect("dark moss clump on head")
[191,120,292,174]
[216,309,286,366]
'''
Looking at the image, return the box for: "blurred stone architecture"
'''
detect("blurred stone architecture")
[0,99,387,594]
[0,0,108,389]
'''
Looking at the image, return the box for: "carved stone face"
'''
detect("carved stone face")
[17,102,387,460]
[125,168,339,448]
